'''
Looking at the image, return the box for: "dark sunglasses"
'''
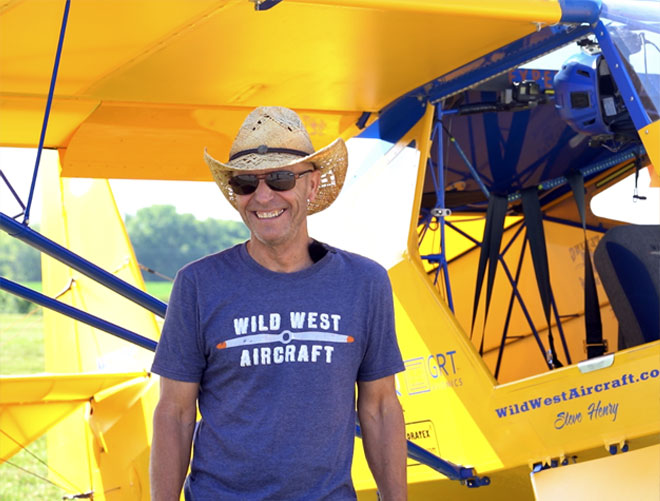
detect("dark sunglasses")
[229,169,314,195]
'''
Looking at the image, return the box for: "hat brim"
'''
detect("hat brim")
[204,138,347,215]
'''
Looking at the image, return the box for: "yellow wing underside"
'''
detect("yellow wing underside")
[0,373,152,462]
[0,0,561,179]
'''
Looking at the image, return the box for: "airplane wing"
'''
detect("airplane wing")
[0,0,565,179]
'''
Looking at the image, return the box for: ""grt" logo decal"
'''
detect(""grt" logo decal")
[427,351,457,377]
[403,350,463,395]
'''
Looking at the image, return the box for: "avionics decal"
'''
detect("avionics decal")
[405,420,440,467]
[494,369,659,426]
[403,350,463,395]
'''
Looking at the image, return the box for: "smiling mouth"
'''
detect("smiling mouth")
[254,209,285,219]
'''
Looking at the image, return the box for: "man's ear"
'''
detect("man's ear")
[307,168,322,203]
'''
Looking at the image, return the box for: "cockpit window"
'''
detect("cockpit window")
[602,3,660,122]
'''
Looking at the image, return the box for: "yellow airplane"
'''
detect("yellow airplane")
[1,1,658,499]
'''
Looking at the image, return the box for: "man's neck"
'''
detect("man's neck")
[246,236,314,273]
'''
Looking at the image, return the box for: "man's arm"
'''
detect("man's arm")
[357,375,407,500]
[150,376,199,501]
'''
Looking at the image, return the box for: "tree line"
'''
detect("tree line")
[125,205,249,281]
[0,206,249,311]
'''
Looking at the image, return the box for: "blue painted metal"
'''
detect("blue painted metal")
[357,25,584,148]
[506,144,646,202]
[495,236,528,379]
[432,111,454,312]
[500,220,526,257]
[493,219,570,373]
[24,0,71,225]
[0,277,157,352]
[0,171,26,213]
[580,144,645,177]
[355,111,371,129]
[559,0,602,23]
[451,204,563,368]
[0,213,167,318]
[444,220,481,248]
[441,219,554,370]
[354,423,490,487]
[422,253,446,263]
[356,119,382,140]
[443,126,490,198]
[363,25,592,166]
[497,254,554,370]
[594,20,652,130]
[439,89,614,201]
[550,288,572,365]
[425,24,594,104]
[253,0,283,11]
[428,213,568,369]
[359,95,427,144]
[406,439,490,487]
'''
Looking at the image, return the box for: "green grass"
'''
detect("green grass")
[0,436,65,500]
[0,311,66,499]
[0,282,167,499]
[0,311,45,375]
[145,280,173,302]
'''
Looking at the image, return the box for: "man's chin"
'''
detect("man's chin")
[250,231,291,249]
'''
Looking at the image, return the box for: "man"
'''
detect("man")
[150,106,407,500]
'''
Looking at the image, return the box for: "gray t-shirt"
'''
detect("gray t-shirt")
[151,242,404,500]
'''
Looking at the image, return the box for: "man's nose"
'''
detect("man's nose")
[252,177,275,203]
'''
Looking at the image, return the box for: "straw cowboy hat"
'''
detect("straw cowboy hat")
[204,106,348,215]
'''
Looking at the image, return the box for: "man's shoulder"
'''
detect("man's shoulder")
[325,244,389,278]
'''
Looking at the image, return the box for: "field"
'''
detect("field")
[0,281,170,499]
[0,310,64,500]
[144,280,173,302]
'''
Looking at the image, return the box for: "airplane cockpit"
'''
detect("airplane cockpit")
[415,10,659,383]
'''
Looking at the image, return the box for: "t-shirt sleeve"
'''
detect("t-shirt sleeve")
[357,267,405,381]
[151,269,206,382]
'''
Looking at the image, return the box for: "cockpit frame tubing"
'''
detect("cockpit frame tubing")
[425,106,455,312]
[594,19,654,130]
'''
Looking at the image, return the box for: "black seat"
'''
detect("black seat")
[594,225,660,349]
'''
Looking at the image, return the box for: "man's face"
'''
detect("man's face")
[233,162,320,249]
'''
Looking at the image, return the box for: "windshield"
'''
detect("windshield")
[602,1,660,122]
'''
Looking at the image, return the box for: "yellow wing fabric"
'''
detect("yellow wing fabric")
[0,0,562,180]
[34,157,161,498]
[0,372,149,462]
